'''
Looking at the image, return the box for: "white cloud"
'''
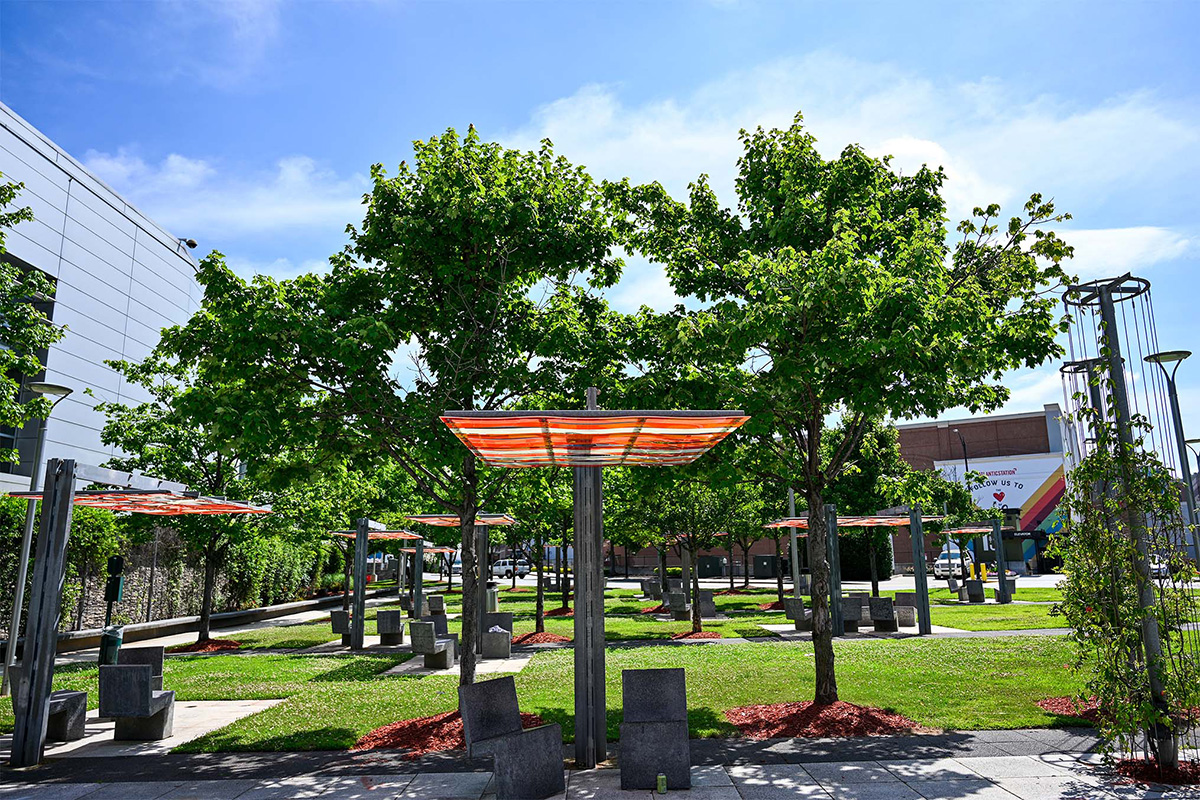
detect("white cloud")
[83,149,368,237]
[1060,227,1193,279]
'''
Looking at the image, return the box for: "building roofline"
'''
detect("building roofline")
[895,403,1062,431]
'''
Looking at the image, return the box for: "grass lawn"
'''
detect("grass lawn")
[930,603,1068,631]
[174,635,1086,752]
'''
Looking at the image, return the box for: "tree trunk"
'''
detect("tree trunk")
[624,547,630,578]
[742,543,751,588]
[690,544,703,634]
[446,554,455,591]
[458,455,480,686]
[658,547,668,597]
[806,487,838,704]
[560,521,571,610]
[535,529,545,634]
[76,569,87,630]
[342,542,352,612]
[199,546,219,642]
[729,548,735,591]
[774,536,784,603]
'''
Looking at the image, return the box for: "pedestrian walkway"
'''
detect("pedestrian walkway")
[3,729,1195,799]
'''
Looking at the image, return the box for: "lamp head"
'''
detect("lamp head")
[1144,350,1191,366]
[28,382,72,398]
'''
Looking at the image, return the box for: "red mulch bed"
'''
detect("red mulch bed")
[352,710,547,757]
[758,600,786,611]
[512,631,572,645]
[725,701,923,739]
[1116,759,1200,786]
[505,587,532,593]
[640,604,667,614]
[716,589,750,596]
[671,631,722,640]
[1036,696,1101,723]
[545,606,574,617]
[167,638,241,654]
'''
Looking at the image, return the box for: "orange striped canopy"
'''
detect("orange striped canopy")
[943,525,1015,535]
[766,515,943,531]
[440,410,749,468]
[329,530,421,540]
[406,513,516,527]
[8,489,270,516]
[398,546,457,554]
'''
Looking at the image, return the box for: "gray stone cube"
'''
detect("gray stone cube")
[483,631,512,659]
[784,596,805,620]
[697,590,716,617]
[330,610,350,634]
[869,597,898,632]
[896,605,917,627]
[620,668,690,790]
[841,597,862,633]
[427,594,446,614]
[622,668,687,723]
[377,610,405,646]
[668,592,690,621]
[483,611,514,633]
[964,580,986,604]
[117,646,164,691]
[893,592,918,608]
[99,664,175,741]
[46,690,87,742]
[458,676,564,800]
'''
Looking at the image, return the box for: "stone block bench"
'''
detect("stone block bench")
[668,591,691,621]
[696,589,716,618]
[962,580,986,604]
[482,611,513,659]
[427,594,446,615]
[620,668,690,790]
[118,646,164,691]
[8,666,86,742]
[410,620,456,669]
[377,610,405,646]
[868,597,898,633]
[331,610,352,646]
[783,597,810,631]
[896,604,917,628]
[458,675,564,800]
[98,664,175,740]
[841,597,863,633]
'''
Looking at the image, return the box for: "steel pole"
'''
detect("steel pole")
[909,507,932,635]
[2,413,51,698]
[993,519,1011,603]
[573,387,605,768]
[1163,371,1199,561]
[788,488,801,597]
[476,524,488,654]
[826,505,843,636]
[351,517,369,650]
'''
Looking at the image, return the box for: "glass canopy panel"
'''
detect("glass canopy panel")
[7,489,271,515]
[329,530,422,540]
[440,410,749,468]
[765,515,944,530]
[398,546,457,554]
[405,513,517,527]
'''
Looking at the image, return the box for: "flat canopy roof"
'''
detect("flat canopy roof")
[943,525,1016,534]
[398,546,457,554]
[766,515,944,530]
[329,530,421,540]
[8,489,271,516]
[405,513,517,527]
[440,410,749,467]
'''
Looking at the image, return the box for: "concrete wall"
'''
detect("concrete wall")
[0,102,201,492]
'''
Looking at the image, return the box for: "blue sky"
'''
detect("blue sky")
[2,0,1198,465]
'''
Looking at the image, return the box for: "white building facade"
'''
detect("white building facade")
[0,102,202,493]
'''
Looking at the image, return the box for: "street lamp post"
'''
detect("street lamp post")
[952,428,975,575]
[1144,351,1198,562]
[2,382,73,697]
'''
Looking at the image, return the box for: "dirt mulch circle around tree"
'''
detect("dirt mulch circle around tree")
[671,631,722,640]
[716,589,750,596]
[167,638,241,654]
[1035,696,1101,723]
[512,631,572,645]
[758,600,786,611]
[352,710,548,758]
[725,701,925,739]
[545,606,574,617]
[1116,759,1200,786]
[640,604,667,615]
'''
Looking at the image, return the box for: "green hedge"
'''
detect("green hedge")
[837,528,893,582]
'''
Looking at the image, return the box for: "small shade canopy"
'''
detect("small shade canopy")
[328,530,421,541]
[766,515,943,531]
[405,513,516,527]
[7,489,270,516]
[398,546,457,554]
[440,410,749,467]
[942,525,1016,535]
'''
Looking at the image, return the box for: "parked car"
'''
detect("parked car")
[1149,556,1170,579]
[933,552,968,579]
[451,558,462,575]
[491,558,531,579]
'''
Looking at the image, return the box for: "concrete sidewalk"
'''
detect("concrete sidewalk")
[3,729,1195,799]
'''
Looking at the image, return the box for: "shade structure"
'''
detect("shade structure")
[405,513,516,526]
[329,530,421,541]
[942,525,1015,535]
[398,546,456,554]
[766,515,943,530]
[7,489,270,516]
[440,410,749,467]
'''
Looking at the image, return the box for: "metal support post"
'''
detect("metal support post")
[909,507,932,635]
[573,387,606,768]
[11,458,75,767]
[1163,372,1200,561]
[826,504,843,636]
[993,519,1011,603]
[414,539,425,619]
[681,549,691,602]
[788,488,801,597]
[476,524,488,654]
[351,517,369,650]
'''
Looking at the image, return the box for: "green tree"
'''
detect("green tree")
[0,177,65,456]
[146,128,623,682]
[613,113,1074,703]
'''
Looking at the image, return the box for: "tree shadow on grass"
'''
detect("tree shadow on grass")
[310,656,411,682]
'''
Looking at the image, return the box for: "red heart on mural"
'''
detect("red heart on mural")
[993,491,1005,503]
